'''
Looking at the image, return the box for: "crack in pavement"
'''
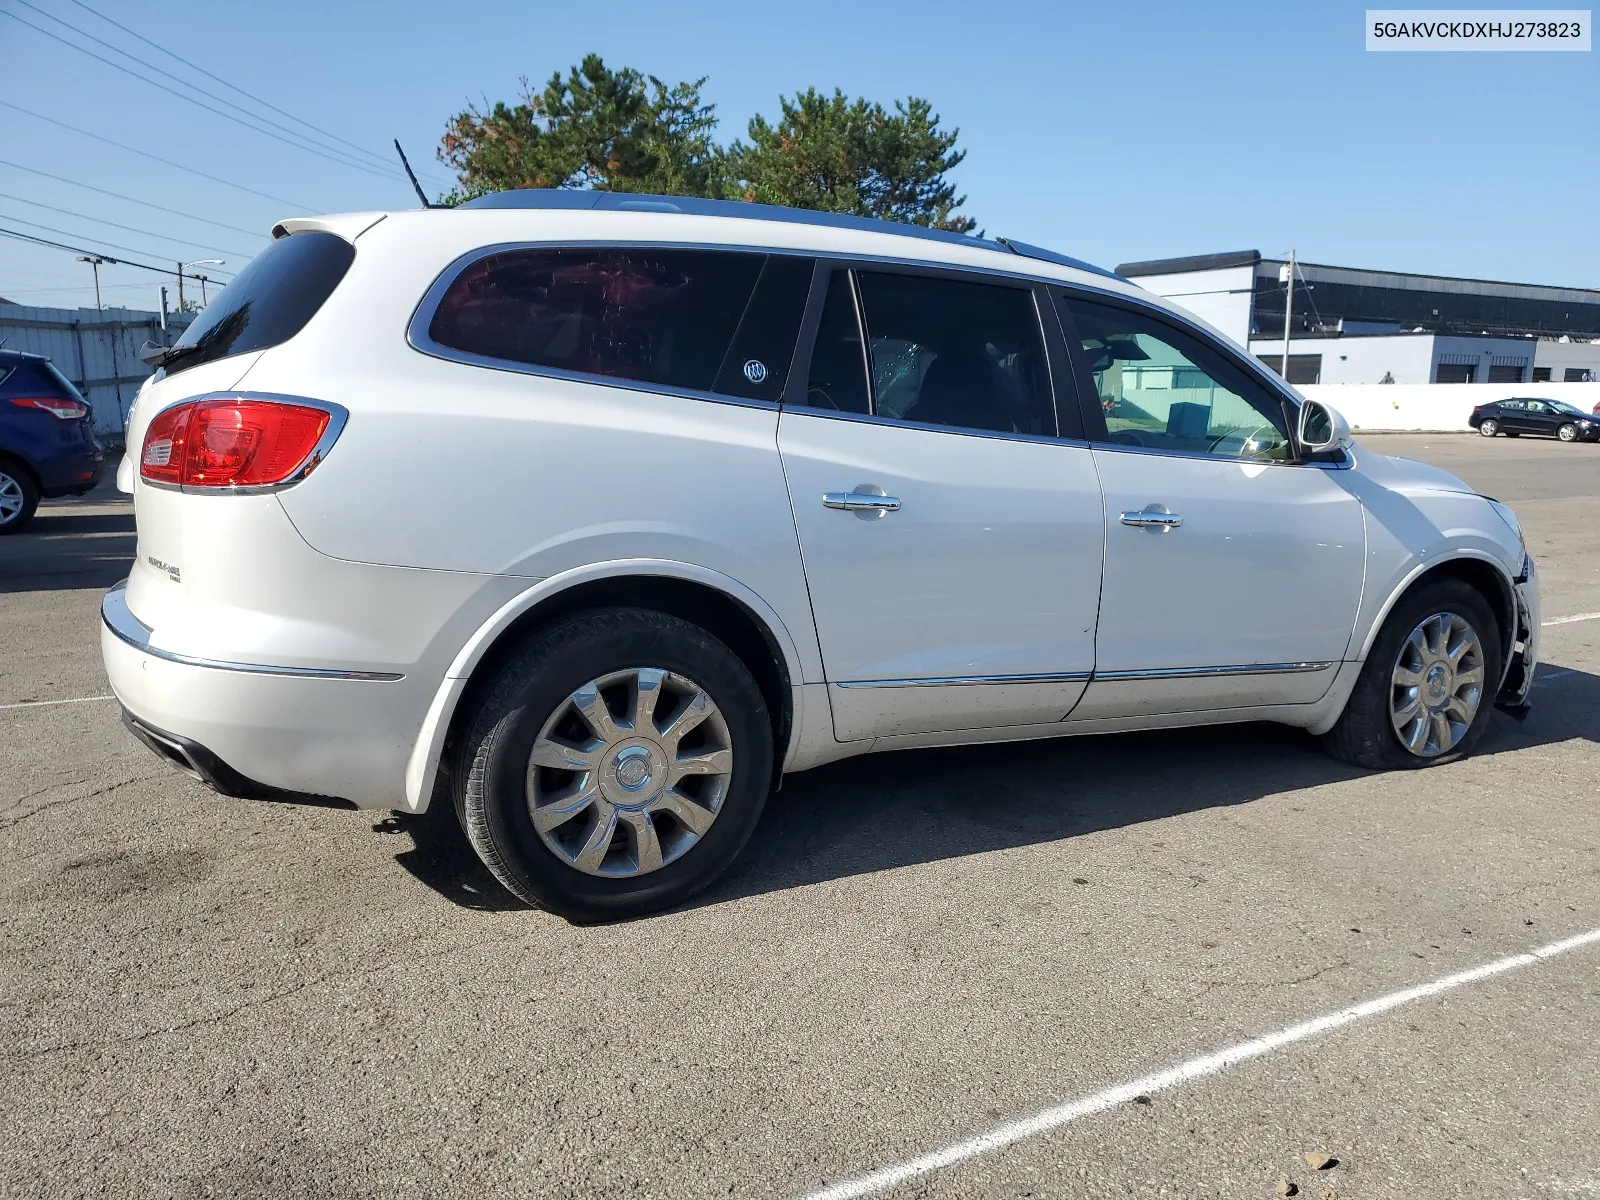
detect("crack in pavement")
[7,929,539,1060]
[0,776,152,830]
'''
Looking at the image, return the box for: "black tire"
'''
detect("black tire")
[1321,579,1502,771]
[455,608,773,921]
[1477,420,1497,437]
[1557,423,1577,443]
[0,460,40,535]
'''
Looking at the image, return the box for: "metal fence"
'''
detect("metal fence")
[0,303,194,441]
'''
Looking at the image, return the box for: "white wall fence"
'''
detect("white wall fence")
[1299,382,1600,433]
[0,303,193,440]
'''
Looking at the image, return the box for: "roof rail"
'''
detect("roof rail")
[456,190,1118,279]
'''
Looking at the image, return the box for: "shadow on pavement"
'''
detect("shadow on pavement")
[0,505,135,595]
[385,662,1600,917]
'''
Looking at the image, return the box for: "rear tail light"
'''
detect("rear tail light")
[139,395,341,490]
[1471,406,1483,416]
[11,395,90,420]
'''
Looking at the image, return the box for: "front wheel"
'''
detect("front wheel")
[1477,420,1498,437]
[1558,423,1578,442]
[1321,580,1502,771]
[455,608,772,921]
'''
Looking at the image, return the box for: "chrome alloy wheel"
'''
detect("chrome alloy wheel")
[526,667,733,878]
[0,471,24,525]
[1389,612,1485,757]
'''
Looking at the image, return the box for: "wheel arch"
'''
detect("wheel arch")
[1356,551,1517,670]
[402,560,803,812]
[0,450,42,492]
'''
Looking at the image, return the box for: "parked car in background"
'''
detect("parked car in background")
[1469,397,1599,442]
[0,349,102,533]
[104,194,1539,920]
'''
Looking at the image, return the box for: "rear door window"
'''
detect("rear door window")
[426,248,812,403]
[803,269,1055,436]
[163,231,356,376]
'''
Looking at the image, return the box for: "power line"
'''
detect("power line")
[0,100,314,211]
[0,192,251,258]
[63,0,453,187]
[0,159,266,238]
[1,9,408,185]
[0,212,238,274]
[0,227,235,282]
[11,0,407,182]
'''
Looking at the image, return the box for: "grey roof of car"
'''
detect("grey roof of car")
[458,190,1121,281]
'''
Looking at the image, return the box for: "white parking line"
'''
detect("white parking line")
[0,695,115,711]
[801,926,1600,1200]
[1544,611,1600,627]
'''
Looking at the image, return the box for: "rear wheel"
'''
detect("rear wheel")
[1557,423,1578,442]
[1322,580,1502,770]
[455,608,772,921]
[0,462,39,534]
[1477,419,1498,437]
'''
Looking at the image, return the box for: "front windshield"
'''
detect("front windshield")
[1548,399,1589,417]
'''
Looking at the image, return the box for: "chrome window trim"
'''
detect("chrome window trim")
[835,671,1092,688]
[405,239,1123,414]
[783,403,1092,450]
[102,582,403,682]
[1091,661,1335,681]
[136,392,350,495]
[1088,441,1352,471]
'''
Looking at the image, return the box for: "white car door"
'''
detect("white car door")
[778,266,1105,740]
[1054,290,1366,719]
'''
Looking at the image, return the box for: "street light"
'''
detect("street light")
[177,259,224,310]
[76,255,105,312]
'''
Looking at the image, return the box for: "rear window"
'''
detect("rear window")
[0,359,84,401]
[163,231,355,376]
[425,247,812,403]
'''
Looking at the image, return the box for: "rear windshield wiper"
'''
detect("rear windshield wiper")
[139,340,202,371]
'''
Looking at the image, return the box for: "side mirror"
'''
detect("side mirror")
[1297,399,1351,454]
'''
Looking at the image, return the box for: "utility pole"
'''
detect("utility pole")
[198,275,209,306]
[77,255,104,313]
[175,261,184,311]
[1280,249,1296,380]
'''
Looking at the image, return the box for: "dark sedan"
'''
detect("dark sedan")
[0,349,104,533]
[1469,397,1600,443]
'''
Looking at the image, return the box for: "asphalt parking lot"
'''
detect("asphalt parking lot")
[4,432,1598,1200]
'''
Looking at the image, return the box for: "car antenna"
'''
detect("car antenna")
[393,140,433,209]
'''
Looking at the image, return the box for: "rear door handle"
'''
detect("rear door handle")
[1120,508,1182,530]
[823,490,901,513]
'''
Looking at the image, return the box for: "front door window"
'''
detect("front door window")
[1060,295,1292,461]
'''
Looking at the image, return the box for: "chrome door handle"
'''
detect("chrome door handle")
[823,491,901,513]
[1120,508,1182,530]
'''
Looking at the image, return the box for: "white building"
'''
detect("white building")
[1115,250,1600,387]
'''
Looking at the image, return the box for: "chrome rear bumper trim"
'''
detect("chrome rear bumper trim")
[102,581,403,682]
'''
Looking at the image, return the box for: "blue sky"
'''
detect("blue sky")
[1,0,1595,311]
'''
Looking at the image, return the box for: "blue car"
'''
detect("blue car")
[0,349,104,533]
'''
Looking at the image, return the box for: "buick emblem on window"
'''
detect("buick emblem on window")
[742,359,768,384]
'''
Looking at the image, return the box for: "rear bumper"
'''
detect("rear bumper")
[102,581,423,808]
[37,443,102,496]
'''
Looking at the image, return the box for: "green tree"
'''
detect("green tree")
[727,89,975,232]
[438,54,723,201]
[437,61,978,232]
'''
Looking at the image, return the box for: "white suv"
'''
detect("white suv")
[104,193,1539,919]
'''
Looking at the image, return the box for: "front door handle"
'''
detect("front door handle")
[823,490,901,513]
[1120,507,1182,531]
